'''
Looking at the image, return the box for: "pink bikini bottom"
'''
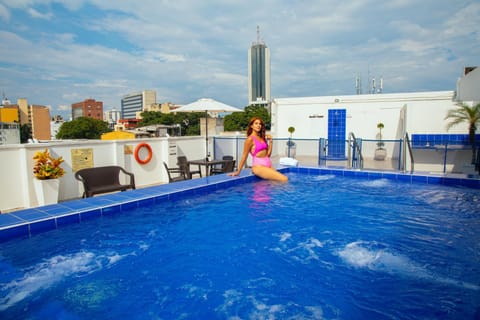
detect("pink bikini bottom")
[252,156,272,168]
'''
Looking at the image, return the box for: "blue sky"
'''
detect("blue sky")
[0,0,479,120]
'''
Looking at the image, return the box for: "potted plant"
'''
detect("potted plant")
[286,126,296,158]
[374,122,387,160]
[33,149,65,205]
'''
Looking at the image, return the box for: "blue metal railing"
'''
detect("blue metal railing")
[213,136,478,174]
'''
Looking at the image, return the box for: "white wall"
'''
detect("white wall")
[270,90,478,172]
[456,67,480,102]
[0,136,206,212]
[271,91,468,140]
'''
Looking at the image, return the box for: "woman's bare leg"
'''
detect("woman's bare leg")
[252,166,288,182]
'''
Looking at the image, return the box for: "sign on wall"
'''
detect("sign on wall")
[71,148,94,172]
[124,145,133,155]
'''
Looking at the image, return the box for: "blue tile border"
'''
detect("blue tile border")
[0,170,258,243]
[0,167,479,243]
[286,166,480,188]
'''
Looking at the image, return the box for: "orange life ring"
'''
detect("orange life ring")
[134,143,153,165]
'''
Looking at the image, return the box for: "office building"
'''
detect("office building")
[104,108,121,129]
[121,90,156,119]
[30,105,51,140]
[17,98,51,140]
[248,26,271,105]
[71,99,104,120]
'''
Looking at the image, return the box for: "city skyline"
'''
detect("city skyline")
[0,1,479,120]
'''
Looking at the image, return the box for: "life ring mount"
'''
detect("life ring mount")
[134,143,153,165]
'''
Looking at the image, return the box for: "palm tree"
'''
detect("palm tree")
[445,103,480,164]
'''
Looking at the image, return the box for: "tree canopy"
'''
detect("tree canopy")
[20,124,32,143]
[56,117,111,139]
[138,105,271,136]
[223,104,270,132]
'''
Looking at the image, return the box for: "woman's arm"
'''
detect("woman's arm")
[266,134,273,157]
[229,137,252,176]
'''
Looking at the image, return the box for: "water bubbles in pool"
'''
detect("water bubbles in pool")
[357,178,390,188]
[217,288,327,319]
[0,251,98,311]
[278,232,292,242]
[337,241,385,268]
[337,241,480,291]
[276,236,326,263]
[314,174,336,181]
[0,250,131,311]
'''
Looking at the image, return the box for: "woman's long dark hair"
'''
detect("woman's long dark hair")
[246,117,266,139]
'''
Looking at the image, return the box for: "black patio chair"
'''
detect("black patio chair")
[210,156,235,175]
[163,162,187,183]
[177,156,202,179]
[74,165,135,198]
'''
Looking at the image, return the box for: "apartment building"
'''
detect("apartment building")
[17,98,51,141]
[72,99,104,120]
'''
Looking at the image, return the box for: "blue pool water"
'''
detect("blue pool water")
[1,172,479,319]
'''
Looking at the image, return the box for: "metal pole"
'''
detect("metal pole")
[205,110,209,160]
[347,134,352,168]
[443,143,448,173]
[287,138,291,157]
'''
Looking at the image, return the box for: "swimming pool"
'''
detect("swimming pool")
[1,170,479,319]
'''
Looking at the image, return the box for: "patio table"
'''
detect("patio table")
[187,159,229,176]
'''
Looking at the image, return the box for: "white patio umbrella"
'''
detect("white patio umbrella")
[175,98,243,159]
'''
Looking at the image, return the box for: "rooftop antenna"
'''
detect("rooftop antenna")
[254,25,265,45]
[356,69,382,94]
[367,63,372,93]
[355,75,362,95]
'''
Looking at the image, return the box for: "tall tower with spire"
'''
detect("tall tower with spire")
[248,26,271,105]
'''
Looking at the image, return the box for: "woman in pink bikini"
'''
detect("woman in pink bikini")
[229,117,288,182]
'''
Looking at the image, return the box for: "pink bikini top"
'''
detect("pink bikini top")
[250,135,268,156]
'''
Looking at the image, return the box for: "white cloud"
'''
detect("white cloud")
[444,2,480,39]
[0,4,10,22]
[27,7,53,19]
[1,0,35,9]
[73,79,128,89]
